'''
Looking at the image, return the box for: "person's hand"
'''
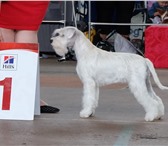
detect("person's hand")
[154,11,161,17]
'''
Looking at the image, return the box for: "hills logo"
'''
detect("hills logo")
[0,55,18,71]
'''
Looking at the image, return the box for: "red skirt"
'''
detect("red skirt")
[0,1,49,30]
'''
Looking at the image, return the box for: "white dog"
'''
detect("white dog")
[51,26,168,122]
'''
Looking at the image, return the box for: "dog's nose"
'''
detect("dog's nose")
[50,39,53,43]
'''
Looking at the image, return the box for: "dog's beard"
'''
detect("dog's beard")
[52,45,68,57]
[51,40,69,57]
[54,47,68,57]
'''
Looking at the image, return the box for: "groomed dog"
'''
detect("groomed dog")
[51,26,168,122]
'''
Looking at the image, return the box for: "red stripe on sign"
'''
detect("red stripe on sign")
[0,78,12,110]
[0,43,38,53]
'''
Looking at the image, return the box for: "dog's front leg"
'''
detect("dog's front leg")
[80,81,99,118]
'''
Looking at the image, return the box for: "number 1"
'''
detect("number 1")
[0,78,12,110]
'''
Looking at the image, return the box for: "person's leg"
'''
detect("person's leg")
[0,28,15,42]
[15,30,38,43]
[0,30,3,42]
[14,30,60,113]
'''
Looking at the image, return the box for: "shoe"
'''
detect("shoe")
[58,56,66,62]
[40,105,60,113]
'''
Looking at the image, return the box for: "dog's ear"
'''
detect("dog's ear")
[66,28,76,39]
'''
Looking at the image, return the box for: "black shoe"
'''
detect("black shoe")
[58,56,66,62]
[40,105,60,113]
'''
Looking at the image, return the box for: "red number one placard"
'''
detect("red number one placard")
[0,42,39,120]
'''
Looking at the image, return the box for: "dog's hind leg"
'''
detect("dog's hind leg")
[80,80,99,118]
[146,77,164,119]
[128,79,160,122]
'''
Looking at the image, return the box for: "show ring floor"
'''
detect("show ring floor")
[0,57,168,146]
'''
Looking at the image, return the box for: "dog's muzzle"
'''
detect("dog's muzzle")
[50,39,53,44]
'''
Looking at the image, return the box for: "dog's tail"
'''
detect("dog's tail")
[145,58,168,90]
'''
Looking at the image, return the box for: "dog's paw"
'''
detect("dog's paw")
[145,101,164,122]
[145,113,156,122]
[158,102,165,118]
[80,109,95,118]
[145,111,162,122]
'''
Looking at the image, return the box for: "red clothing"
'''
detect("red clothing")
[0,1,49,30]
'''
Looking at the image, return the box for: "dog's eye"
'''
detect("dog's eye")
[54,33,59,37]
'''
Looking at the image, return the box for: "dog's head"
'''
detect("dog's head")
[50,27,77,57]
